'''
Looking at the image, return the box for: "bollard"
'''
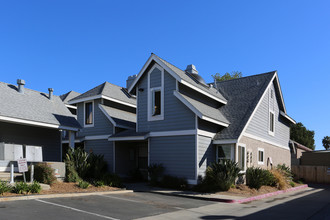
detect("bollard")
[10,162,14,184]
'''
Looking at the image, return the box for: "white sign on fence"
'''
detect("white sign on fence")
[17,158,28,173]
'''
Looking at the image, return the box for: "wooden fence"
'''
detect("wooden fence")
[292,165,330,184]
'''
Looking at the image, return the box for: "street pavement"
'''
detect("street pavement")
[0,184,329,220]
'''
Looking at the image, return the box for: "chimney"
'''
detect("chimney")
[48,88,53,100]
[185,64,198,74]
[126,74,137,89]
[17,79,25,94]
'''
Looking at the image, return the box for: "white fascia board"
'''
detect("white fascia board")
[128,54,181,93]
[85,135,110,140]
[280,110,296,124]
[212,139,238,144]
[201,116,229,127]
[180,80,227,105]
[0,115,80,131]
[101,95,136,108]
[197,129,216,138]
[68,95,136,108]
[237,74,277,142]
[98,104,117,127]
[65,104,77,109]
[108,136,147,141]
[243,132,290,151]
[274,72,287,113]
[149,130,196,137]
[62,139,82,144]
[68,95,102,105]
[173,91,202,118]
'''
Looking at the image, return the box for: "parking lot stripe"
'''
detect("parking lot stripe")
[98,194,142,204]
[35,199,119,220]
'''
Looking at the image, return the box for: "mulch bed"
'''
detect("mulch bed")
[0,182,120,197]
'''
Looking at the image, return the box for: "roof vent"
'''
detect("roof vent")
[17,79,25,94]
[185,64,206,85]
[48,88,54,100]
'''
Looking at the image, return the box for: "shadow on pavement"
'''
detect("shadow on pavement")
[199,184,330,220]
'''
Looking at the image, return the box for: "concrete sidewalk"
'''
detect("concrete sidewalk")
[124,182,309,204]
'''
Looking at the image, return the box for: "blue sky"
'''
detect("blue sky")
[0,1,329,150]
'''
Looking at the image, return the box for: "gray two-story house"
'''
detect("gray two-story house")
[108,54,295,184]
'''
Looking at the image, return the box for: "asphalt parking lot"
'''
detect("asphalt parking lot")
[0,192,214,220]
[1,185,329,220]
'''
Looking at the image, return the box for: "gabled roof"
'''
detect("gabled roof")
[68,82,136,107]
[214,71,276,140]
[0,82,81,131]
[98,104,136,129]
[128,54,227,104]
[174,91,230,127]
[60,91,81,104]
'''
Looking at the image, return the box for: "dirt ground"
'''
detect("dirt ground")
[217,183,302,197]
[0,182,119,197]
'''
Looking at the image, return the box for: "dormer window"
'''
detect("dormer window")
[84,101,94,127]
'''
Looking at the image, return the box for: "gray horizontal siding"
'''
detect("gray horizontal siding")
[150,67,161,88]
[77,99,114,136]
[198,135,215,178]
[84,139,113,172]
[245,83,290,147]
[149,135,196,180]
[0,122,61,162]
[138,69,195,132]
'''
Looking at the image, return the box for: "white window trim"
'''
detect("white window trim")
[258,148,264,165]
[147,64,164,121]
[84,100,94,128]
[238,143,246,172]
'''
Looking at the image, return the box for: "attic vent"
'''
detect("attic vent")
[17,79,25,94]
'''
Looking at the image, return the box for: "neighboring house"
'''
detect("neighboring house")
[0,79,81,171]
[65,81,136,172]
[289,139,312,165]
[107,54,296,184]
[60,90,81,116]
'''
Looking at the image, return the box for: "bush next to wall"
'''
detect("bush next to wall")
[246,167,275,190]
[148,163,165,186]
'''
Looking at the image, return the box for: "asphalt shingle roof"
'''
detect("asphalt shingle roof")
[99,104,136,129]
[175,92,230,125]
[69,82,136,106]
[60,91,81,104]
[0,82,81,129]
[154,55,227,103]
[214,71,276,140]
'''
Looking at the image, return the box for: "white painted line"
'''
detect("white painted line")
[35,199,119,220]
[98,194,142,204]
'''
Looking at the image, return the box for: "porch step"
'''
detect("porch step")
[0,172,22,181]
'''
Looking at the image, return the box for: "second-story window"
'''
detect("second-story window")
[152,89,161,116]
[85,102,93,126]
[269,111,274,133]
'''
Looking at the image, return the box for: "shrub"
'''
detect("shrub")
[290,181,296,187]
[159,175,188,190]
[77,180,90,189]
[102,173,123,187]
[30,181,42,194]
[270,169,287,190]
[32,163,57,185]
[276,164,294,180]
[0,181,12,195]
[92,180,105,187]
[201,160,241,192]
[65,148,90,179]
[65,160,81,182]
[128,168,145,182]
[86,153,108,180]
[12,182,30,194]
[246,167,275,190]
[148,163,165,186]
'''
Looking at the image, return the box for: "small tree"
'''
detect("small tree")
[322,136,330,150]
[212,71,242,82]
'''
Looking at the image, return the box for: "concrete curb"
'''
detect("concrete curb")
[0,189,133,202]
[147,184,309,204]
